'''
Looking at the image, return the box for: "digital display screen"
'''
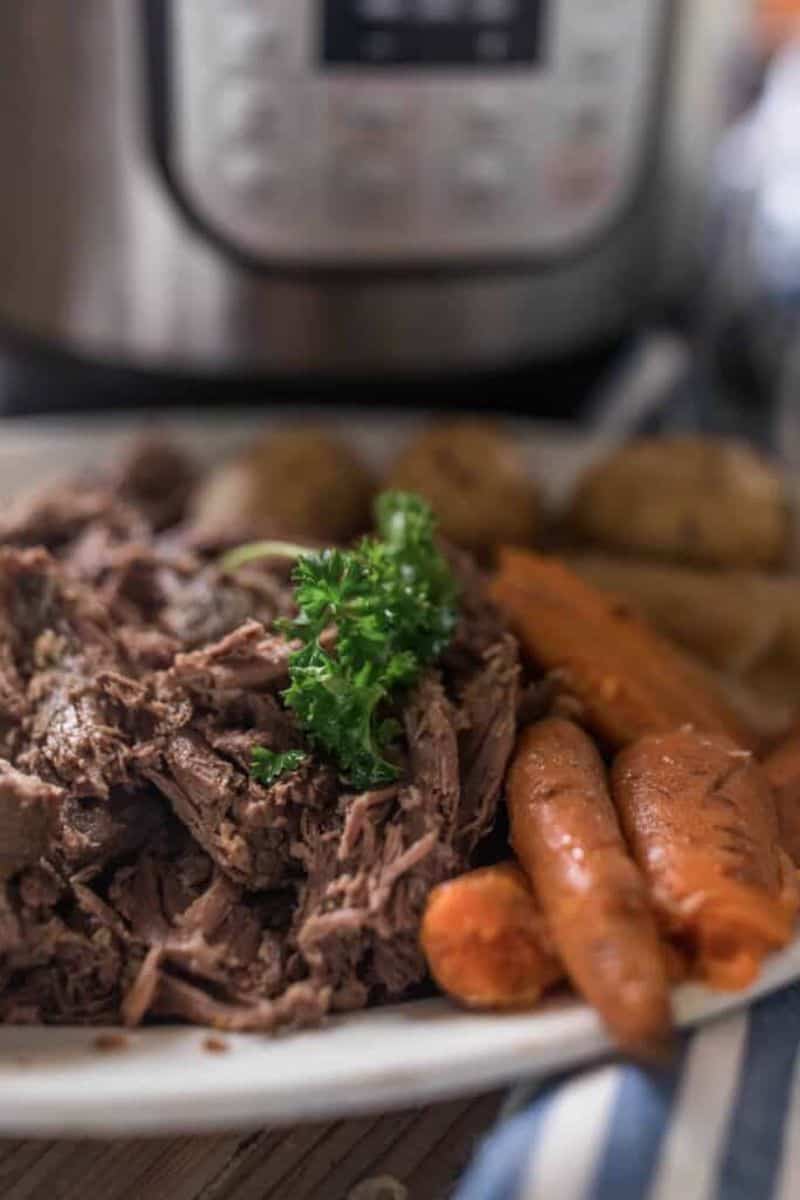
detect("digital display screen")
[322,1,545,68]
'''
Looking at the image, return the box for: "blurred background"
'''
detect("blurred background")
[0,0,798,439]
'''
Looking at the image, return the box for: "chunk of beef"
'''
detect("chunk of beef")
[0,483,149,558]
[0,547,117,679]
[139,730,335,890]
[402,673,461,841]
[80,544,294,653]
[0,549,131,780]
[157,564,294,649]
[74,542,175,623]
[165,620,295,703]
[0,638,26,758]
[50,789,166,876]
[0,439,193,584]
[455,634,520,853]
[0,761,64,876]
[124,620,307,889]
[0,759,64,812]
[89,671,485,1031]
[286,673,463,1011]
[23,671,136,798]
[0,551,169,809]
[0,552,50,752]
[0,873,124,1025]
[441,544,508,685]
[0,817,283,1028]
[117,626,182,672]
[21,661,175,804]
[102,822,300,1030]
[67,527,293,657]
[151,975,328,1032]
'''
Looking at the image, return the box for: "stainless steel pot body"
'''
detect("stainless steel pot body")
[0,1,744,377]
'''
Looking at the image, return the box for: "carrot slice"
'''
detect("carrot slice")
[421,863,562,1010]
[613,728,798,990]
[508,718,671,1052]
[491,549,757,751]
[763,732,800,867]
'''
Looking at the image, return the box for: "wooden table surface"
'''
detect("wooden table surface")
[0,1093,502,1200]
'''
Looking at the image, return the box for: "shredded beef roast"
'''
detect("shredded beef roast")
[0,864,125,1025]
[455,634,520,853]
[0,483,149,559]
[0,438,520,1030]
[0,761,64,876]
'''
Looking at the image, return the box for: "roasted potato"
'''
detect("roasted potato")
[386,420,539,556]
[568,436,789,569]
[191,427,375,544]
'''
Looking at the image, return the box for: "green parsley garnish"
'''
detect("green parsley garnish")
[251,747,307,786]
[283,491,457,788]
[220,540,313,574]
[241,492,458,791]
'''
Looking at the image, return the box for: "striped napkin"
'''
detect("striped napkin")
[456,984,800,1200]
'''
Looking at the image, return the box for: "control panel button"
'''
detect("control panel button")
[561,101,612,142]
[339,94,408,135]
[463,95,510,137]
[216,84,281,142]
[455,152,511,206]
[547,147,609,209]
[221,153,285,199]
[341,156,402,201]
[219,14,283,68]
[570,45,619,84]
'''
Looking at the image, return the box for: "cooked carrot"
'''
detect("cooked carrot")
[491,549,757,751]
[613,728,798,990]
[421,863,562,1010]
[763,732,800,867]
[508,718,671,1052]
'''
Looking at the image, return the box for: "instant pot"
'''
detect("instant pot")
[0,1,746,379]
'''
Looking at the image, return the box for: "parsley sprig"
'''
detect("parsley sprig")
[237,492,457,790]
[251,747,307,787]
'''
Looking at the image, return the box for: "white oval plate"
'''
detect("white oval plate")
[0,411,795,1137]
[1,949,799,1138]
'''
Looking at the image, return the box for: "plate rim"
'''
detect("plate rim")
[0,938,796,1137]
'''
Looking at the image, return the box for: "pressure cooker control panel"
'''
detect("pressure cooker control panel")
[165,0,667,266]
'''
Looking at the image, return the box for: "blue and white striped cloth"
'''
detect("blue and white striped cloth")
[456,984,800,1200]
